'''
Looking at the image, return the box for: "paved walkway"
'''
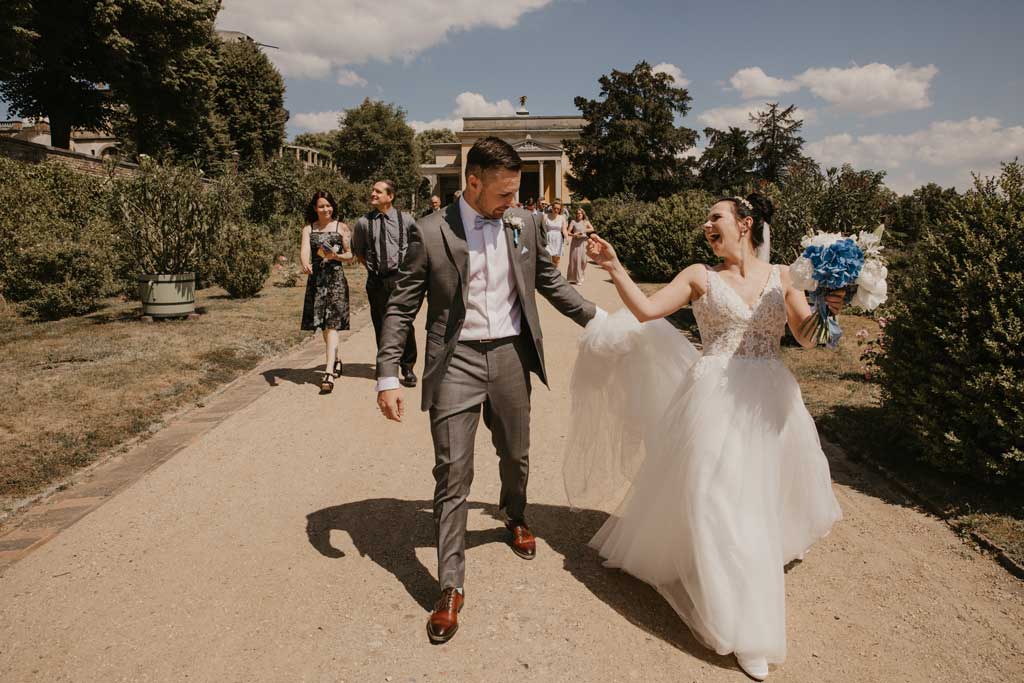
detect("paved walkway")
[1,267,1022,682]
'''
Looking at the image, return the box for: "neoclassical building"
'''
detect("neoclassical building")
[419,103,584,206]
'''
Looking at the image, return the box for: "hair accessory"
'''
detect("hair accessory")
[732,196,753,211]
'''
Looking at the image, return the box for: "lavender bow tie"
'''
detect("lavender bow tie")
[473,215,500,231]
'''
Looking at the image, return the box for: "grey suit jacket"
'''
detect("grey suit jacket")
[376,202,598,412]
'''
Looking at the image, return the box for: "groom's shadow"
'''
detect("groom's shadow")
[306,498,734,670]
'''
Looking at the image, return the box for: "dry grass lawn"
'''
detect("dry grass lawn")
[0,264,367,509]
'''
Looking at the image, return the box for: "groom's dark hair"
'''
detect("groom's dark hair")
[465,136,522,180]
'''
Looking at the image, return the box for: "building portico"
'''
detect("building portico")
[418,103,585,207]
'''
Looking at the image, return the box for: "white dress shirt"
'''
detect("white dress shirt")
[458,196,523,341]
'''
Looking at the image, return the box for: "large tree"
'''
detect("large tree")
[0,0,110,149]
[96,0,231,168]
[697,126,754,195]
[749,103,806,185]
[0,0,34,80]
[333,98,418,205]
[564,61,698,201]
[214,37,287,168]
[414,127,458,164]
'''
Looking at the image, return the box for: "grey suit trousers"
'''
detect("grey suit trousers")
[429,336,532,590]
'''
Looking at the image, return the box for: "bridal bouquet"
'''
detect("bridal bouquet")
[789,226,888,348]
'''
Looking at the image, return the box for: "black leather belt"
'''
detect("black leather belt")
[461,336,518,349]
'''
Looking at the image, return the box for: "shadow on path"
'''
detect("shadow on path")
[306,497,734,672]
[261,362,377,387]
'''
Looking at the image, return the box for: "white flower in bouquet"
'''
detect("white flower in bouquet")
[789,256,819,291]
[852,259,888,310]
[854,225,886,259]
[800,231,844,250]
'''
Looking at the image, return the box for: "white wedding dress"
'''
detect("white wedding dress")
[564,265,842,665]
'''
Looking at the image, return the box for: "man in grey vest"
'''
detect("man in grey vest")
[352,179,418,387]
[374,137,603,643]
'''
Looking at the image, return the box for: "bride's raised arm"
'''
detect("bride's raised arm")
[586,235,705,322]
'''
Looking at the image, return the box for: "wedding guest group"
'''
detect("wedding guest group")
[352,180,419,388]
[299,190,353,394]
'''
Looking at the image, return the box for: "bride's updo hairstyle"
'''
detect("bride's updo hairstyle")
[720,193,774,248]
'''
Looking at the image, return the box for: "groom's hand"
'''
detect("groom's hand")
[378,388,404,422]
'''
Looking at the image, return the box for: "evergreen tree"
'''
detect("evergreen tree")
[565,61,698,201]
[214,36,288,168]
[749,103,806,185]
[697,126,754,195]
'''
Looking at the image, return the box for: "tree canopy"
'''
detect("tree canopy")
[332,98,418,206]
[214,37,288,168]
[564,61,699,202]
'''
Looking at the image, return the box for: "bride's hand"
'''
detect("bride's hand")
[587,234,619,271]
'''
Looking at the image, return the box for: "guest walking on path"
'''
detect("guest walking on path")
[300,190,353,394]
[566,207,595,285]
[543,199,568,267]
[352,180,419,388]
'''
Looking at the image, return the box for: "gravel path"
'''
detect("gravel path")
[1,270,1021,682]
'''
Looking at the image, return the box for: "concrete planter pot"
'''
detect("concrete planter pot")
[137,272,196,318]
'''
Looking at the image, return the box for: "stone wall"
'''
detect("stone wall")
[0,137,140,177]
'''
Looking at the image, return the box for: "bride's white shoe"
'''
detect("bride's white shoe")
[735,653,769,680]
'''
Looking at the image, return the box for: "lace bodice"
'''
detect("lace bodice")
[692,265,786,361]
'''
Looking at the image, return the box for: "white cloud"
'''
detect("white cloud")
[409,118,463,133]
[698,103,817,130]
[652,62,690,88]
[795,62,938,114]
[729,67,800,99]
[217,0,552,78]
[336,69,367,87]
[409,92,516,132]
[806,117,1024,192]
[291,110,343,133]
[452,92,516,117]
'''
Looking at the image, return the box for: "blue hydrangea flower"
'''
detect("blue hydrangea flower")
[802,239,864,289]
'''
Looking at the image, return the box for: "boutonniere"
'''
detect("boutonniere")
[503,214,524,247]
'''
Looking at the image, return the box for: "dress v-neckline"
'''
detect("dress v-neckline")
[711,265,775,312]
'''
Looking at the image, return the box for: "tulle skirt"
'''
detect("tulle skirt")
[565,312,842,664]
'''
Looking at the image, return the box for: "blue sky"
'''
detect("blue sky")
[7,0,1022,193]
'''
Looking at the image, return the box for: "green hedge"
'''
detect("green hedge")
[0,158,117,319]
[588,190,716,283]
[876,161,1024,483]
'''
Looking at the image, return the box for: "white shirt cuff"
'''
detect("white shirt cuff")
[375,376,401,392]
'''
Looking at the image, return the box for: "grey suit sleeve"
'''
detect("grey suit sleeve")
[532,214,596,327]
[376,221,429,379]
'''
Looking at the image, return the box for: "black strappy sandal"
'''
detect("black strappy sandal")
[333,359,343,377]
[320,372,335,393]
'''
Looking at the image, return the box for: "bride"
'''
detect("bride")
[564,194,844,680]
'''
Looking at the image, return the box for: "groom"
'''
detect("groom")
[375,137,601,643]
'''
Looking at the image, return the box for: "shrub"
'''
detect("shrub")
[109,160,240,286]
[0,158,117,319]
[590,190,716,283]
[211,223,274,298]
[875,161,1024,483]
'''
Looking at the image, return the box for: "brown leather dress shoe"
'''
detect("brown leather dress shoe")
[426,587,464,644]
[507,521,536,560]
